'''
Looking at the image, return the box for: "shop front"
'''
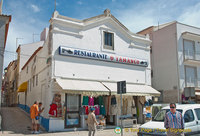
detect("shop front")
[49,78,160,131]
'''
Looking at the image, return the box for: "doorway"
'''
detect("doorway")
[65,94,81,128]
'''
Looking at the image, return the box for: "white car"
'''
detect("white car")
[137,104,200,136]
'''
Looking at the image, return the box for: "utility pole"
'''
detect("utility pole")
[32,33,39,42]
[54,0,56,11]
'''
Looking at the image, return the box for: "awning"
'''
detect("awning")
[195,92,200,96]
[17,82,28,92]
[56,78,110,96]
[102,82,160,96]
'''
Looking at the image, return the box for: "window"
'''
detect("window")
[153,109,182,122]
[29,79,31,92]
[26,66,28,74]
[184,109,194,123]
[27,80,29,92]
[33,76,35,87]
[104,31,114,50]
[36,74,38,86]
[185,66,197,87]
[183,39,195,60]
[194,108,200,120]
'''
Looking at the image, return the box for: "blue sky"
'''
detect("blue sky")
[2,0,200,68]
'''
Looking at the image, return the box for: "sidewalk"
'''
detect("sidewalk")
[0,107,138,136]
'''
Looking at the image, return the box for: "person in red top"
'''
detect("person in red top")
[30,101,39,134]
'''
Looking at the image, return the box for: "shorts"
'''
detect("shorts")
[32,118,39,124]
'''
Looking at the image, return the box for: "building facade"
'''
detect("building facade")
[2,60,18,106]
[18,9,160,131]
[138,21,200,103]
[0,14,11,106]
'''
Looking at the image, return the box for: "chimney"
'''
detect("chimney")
[40,28,49,41]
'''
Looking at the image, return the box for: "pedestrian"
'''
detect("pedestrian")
[30,101,39,134]
[87,107,99,136]
[164,103,184,136]
[37,102,44,132]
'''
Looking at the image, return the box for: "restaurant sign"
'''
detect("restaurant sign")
[59,46,148,67]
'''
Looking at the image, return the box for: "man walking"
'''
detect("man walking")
[37,102,44,132]
[164,103,184,136]
[87,107,98,136]
[30,101,39,134]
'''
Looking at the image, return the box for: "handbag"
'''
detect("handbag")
[35,116,39,120]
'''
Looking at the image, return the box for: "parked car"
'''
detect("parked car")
[137,104,200,136]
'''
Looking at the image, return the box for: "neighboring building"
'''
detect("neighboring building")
[0,14,11,106]
[2,60,17,106]
[18,9,160,132]
[15,28,48,106]
[138,21,200,103]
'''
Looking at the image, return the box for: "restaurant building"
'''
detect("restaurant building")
[18,9,160,131]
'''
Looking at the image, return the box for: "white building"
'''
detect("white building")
[18,9,159,132]
[0,14,11,106]
[138,21,200,103]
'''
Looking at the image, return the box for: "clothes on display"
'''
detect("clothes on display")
[94,97,99,105]
[49,103,57,116]
[88,97,94,106]
[98,96,104,105]
[81,96,105,116]
[100,105,106,115]
[111,96,117,105]
[82,96,89,105]
[95,106,100,115]
[83,106,89,115]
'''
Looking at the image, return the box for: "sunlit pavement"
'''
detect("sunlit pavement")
[0,107,138,136]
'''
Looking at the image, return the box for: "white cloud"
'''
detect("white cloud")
[31,4,40,12]
[115,0,200,33]
[178,2,200,28]
[77,1,83,5]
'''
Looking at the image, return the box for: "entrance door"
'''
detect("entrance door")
[65,94,81,128]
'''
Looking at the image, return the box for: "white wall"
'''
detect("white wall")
[18,41,52,118]
[51,17,151,85]
[176,23,200,90]
[19,41,44,72]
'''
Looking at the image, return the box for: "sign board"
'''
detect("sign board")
[117,81,126,94]
[59,46,148,67]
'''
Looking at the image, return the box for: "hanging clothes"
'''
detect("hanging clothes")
[127,96,132,114]
[95,106,100,115]
[94,97,99,105]
[98,96,104,105]
[111,96,117,105]
[88,97,94,106]
[82,96,89,105]
[100,105,106,115]
[83,106,89,115]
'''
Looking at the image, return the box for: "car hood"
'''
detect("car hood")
[140,121,165,130]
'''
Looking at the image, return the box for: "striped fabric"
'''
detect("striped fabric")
[164,111,184,129]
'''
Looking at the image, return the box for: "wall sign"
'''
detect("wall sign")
[59,46,148,67]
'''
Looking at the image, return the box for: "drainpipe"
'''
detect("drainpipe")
[175,23,181,103]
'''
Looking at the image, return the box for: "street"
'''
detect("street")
[0,107,138,136]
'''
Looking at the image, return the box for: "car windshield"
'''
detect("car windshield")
[153,109,183,122]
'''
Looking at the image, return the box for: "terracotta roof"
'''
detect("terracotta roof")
[21,47,43,70]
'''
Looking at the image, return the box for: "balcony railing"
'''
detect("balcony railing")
[184,50,200,61]
[185,78,200,87]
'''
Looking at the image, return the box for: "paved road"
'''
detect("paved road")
[0,107,138,136]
